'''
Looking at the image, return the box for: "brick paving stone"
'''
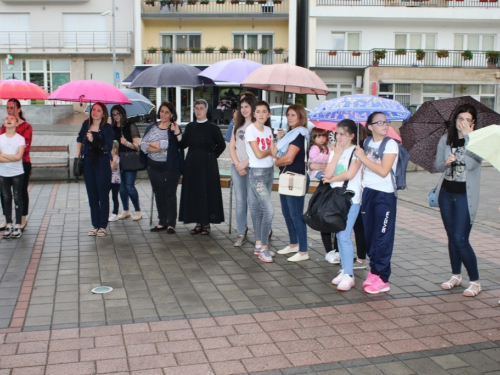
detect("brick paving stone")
[430,354,469,370]
[157,339,202,354]
[403,358,451,375]
[211,360,247,375]
[0,352,47,368]
[242,354,292,373]
[128,354,176,371]
[375,361,415,375]
[163,364,213,375]
[48,337,94,351]
[45,362,96,375]
[227,332,273,347]
[11,366,45,375]
[47,350,79,364]
[80,346,127,361]
[96,358,129,373]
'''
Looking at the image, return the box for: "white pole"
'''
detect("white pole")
[112,0,117,87]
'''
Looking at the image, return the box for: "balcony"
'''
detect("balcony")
[141,0,289,17]
[315,0,499,7]
[315,49,498,69]
[142,49,288,65]
[0,32,134,54]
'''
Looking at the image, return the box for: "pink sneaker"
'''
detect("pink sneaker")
[362,271,378,287]
[364,277,390,294]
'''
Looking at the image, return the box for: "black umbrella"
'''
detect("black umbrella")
[399,96,500,173]
[129,63,214,88]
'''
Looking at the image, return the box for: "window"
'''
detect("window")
[395,33,436,50]
[465,84,496,110]
[331,32,360,50]
[232,33,273,49]
[423,84,453,94]
[161,33,201,50]
[454,34,495,51]
[63,13,107,46]
[379,84,411,108]
[326,84,352,101]
[0,13,30,46]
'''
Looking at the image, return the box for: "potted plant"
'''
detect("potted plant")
[216,0,225,3]
[204,46,215,53]
[245,47,255,53]
[147,46,158,53]
[246,0,255,3]
[190,46,201,53]
[373,49,386,65]
[187,0,197,4]
[176,47,188,53]
[231,0,239,3]
[258,0,267,3]
[436,49,449,58]
[486,50,499,67]
[461,50,473,61]
[273,47,284,54]
[200,0,209,4]
[219,45,229,53]
[145,0,156,5]
[415,49,425,61]
[352,51,361,57]
[258,47,269,54]
[328,50,337,56]
[161,47,172,53]
[273,0,282,3]
[395,48,406,56]
[232,46,242,53]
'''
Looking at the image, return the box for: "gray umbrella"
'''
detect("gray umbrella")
[129,63,214,88]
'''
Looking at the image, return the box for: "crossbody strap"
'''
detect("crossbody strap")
[341,149,356,190]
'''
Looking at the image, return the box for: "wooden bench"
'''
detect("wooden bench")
[30,145,70,182]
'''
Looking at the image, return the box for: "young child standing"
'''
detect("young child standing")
[309,127,330,181]
[108,141,121,222]
[0,115,25,239]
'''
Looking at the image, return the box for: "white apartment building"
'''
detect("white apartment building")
[307,0,500,112]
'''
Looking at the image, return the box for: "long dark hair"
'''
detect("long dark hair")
[90,102,109,128]
[7,99,26,121]
[233,96,257,136]
[365,111,385,137]
[110,105,127,128]
[447,104,477,146]
[337,119,367,148]
[157,101,177,123]
[254,100,272,128]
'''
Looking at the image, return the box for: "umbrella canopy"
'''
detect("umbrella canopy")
[48,80,131,104]
[464,124,500,172]
[312,121,402,142]
[198,58,262,84]
[0,79,49,100]
[308,95,411,124]
[241,64,329,95]
[84,89,154,118]
[129,63,214,88]
[399,96,500,173]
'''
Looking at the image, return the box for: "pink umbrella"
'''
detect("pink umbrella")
[48,80,131,104]
[0,79,49,100]
[241,64,328,95]
[312,120,402,142]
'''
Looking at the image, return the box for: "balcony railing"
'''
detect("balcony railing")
[141,0,289,16]
[142,49,288,65]
[0,31,134,52]
[316,0,499,7]
[315,49,499,68]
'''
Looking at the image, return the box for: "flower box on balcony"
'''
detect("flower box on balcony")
[274,47,284,54]
[352,52,361,57]
[273,0,282,3]
[190,47,201,53]
[220,46,229,53]
[395,49,406,56]
[486,51,499,66]
[436,50,449,58]
[145,0,155,5]
[246,0,255,4]
[415,49,425,61]
[205,46,215,53]
[461,50,473,60]
[246,47,255,54]
[232,47,242,53]
[176,47,188,53]
[373,49,386,61]
[328,51,337,56]
[200,0,209,4]
[187,0,197,4]
[216,0,225,3]
[259,47,269,54]
[230,0,239,3]
[161,47,172,53]
[258,0,267,3]
[147,47,158,53]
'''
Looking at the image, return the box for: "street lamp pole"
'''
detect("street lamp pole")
[112,0,117,87]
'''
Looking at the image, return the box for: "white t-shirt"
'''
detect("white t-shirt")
[0,133,25,177]
[244,124,274,168]
[328,145,362,204]
[362,138,399,193]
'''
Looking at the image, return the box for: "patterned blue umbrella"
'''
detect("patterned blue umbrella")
[308,94,411,123]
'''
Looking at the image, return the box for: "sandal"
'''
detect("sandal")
[96,228,107,237]
[441,275,462,290]
[190,224,202,235]
[88,229,98,236]
[201,225,210,235]
[463,281,481,297]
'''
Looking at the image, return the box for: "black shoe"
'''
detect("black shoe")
[167,227,176,234]
[150,226,167,232]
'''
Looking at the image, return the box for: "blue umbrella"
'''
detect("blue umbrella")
[85,88,154,118]
[198,58,262,83]
[308,94,411,123]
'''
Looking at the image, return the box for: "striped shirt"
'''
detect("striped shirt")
[140,125,169,162]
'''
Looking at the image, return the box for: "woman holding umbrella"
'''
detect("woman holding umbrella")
[109,105,142,222]
[178,99,226,235]
[434,104,482,297]
[76,102,114,237]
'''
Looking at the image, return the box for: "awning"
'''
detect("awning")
[123,66,151,83]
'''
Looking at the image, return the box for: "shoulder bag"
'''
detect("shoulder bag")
[73,123,88,177]
[119,128,147,171]
[278,138,308,196]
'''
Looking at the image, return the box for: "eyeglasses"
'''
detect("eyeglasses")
[370,120,391,126]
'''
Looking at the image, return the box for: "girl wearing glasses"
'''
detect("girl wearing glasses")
[434,104,482,297]
[354,112,398,294]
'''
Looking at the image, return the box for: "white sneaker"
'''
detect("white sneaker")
[287,252,309,262]
[132,212,142,221]
[325,250,338,264]
[118,211,130,220]
[332,251,341,264]
[277,246,299,255]
[259,249,274,263]
[108,214,119,222]
[337,274,355,291]
[331,269,345,285]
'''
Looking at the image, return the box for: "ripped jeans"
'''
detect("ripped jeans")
[247,167,274,247]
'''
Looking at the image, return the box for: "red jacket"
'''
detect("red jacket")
[0,121,32,163]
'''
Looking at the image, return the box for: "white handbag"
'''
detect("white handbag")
[278,138,308,197]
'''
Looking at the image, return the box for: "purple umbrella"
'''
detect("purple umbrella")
[198,58,262,83]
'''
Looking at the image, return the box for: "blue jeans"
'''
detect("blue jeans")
[119,170,140,211]
[247,167,274,246]
[336,203,360,276]
[280,175,310,253]
[231,164,248,235]
[438,189,479,281]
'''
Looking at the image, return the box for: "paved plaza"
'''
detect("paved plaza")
[0,139,499,373]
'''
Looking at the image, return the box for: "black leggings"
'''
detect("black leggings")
[0,174,24,225]
[321,210,367,260]
[110,183,120,215]
[1,162,30,218]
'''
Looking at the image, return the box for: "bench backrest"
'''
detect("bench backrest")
[31,145,69,153]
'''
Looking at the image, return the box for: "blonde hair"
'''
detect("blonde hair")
[112,140,120,155]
